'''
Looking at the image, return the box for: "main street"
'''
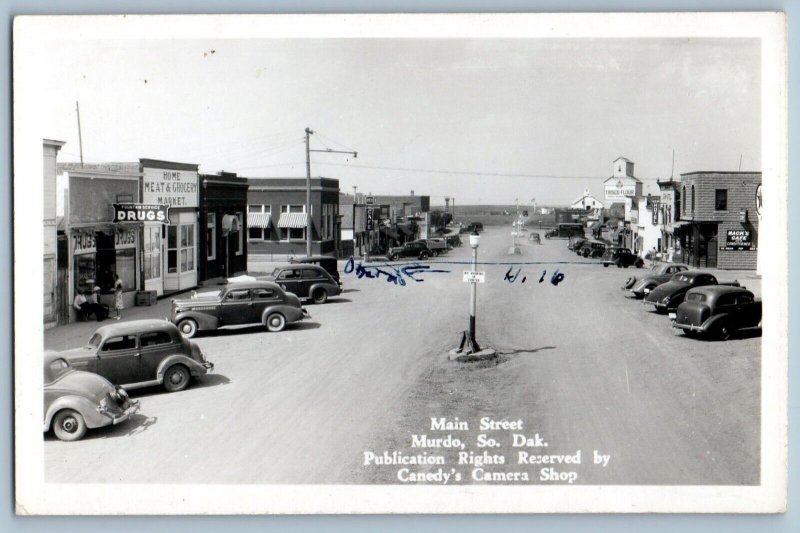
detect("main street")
[44,226,761,485]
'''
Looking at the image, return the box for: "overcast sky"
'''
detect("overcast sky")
[30,37,760,205]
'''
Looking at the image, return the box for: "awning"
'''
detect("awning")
[664,221,690,234]
[247,212,273,229]
[277,213,308,229]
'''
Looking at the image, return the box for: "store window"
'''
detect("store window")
[280,204,306,241]
[74,254,96,295]
[207,213,216,260]
[247,205,271,241]
[115,248,136,291]
[691,185,695,215]
[167,225,178,274]
[181,224,195,272]
[143,225,162,281]
[715,189,727,211]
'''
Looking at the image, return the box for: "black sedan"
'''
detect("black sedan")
[644,271,741,314]
[602,247,644,269]
[672,286,761,340]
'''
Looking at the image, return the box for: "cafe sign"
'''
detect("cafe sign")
[113,203,170,224]
[721,229,755,251]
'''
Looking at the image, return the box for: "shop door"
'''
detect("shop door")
[56,266,69,325]
[706,235,718,268]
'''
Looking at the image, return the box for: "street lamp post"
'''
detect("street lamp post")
[468,232,480,347]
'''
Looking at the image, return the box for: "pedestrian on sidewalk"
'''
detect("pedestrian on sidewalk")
[90,286,110,321]
[112,275,124,320]
[72,289,93,321]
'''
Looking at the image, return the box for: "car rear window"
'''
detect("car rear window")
[253,288,276,299]
[101,335,137,351]
[302,269,320,279]
[686,293,706,303]
[140,331,173,347]
[193,289,222,299]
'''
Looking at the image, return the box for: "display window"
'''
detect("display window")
[143,225,162,281]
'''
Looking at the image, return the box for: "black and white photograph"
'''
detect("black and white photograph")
[13,12,788,514]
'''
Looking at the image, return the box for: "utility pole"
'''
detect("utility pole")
[75,101,84,167]
[352,185,358,256]
[304,127,358,257]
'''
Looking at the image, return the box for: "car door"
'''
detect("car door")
[277,268,303,297]
[96,334,140,385]
[735,292,759,328]
[714,293,738,328]
[220,287,255,326]
[252,287,282,319]
[300,267,323,297]
[138,329,177,381]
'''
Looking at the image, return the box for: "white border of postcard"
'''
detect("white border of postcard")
[13,12,787,514]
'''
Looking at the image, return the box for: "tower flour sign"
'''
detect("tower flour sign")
[142,167,199,208]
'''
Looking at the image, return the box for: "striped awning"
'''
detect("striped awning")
[247,212,273,229]
[277,212,308,229]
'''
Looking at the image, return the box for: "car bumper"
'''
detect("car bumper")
[106,400,140,426]
[202,361,214,373]
[672,321,708,333]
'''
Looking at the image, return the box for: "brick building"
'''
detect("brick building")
[198,172,249,282]
[678,171,761,270]
[246,177,341,269]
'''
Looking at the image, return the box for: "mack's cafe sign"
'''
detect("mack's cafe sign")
[113,203,171,224]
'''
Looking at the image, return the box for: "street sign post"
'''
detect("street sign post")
[463,271,486,283]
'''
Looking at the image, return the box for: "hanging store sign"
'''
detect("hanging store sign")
[365,207,375,231]
[721,229,755,251]
[113,203,171,224]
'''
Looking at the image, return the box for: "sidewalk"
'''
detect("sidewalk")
[45,293,186,351]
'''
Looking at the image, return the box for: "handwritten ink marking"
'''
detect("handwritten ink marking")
[503,267,522,283]
[550,269,565,286]
[345,257,450,286]
[539,270,547,283]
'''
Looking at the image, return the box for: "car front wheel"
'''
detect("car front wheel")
[53,409,87,441]
[419,252,430,260]
[312,288,328,304]
[177,318,198,339]
[389,254,399,261]
[163,364,190,392]
[266,313,286,332]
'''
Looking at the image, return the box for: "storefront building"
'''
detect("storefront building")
[656,179,684,262]
[139,159,200,295]
[198,172,249,282]
[246,177,341,271]
[61,165,142,321]
[678,171,761,270]
[43,139,65,328]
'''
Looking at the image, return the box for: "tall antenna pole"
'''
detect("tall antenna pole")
[738,154,743,171]
[76,101,84,167]
[670,149,675,179]
[305,127,314,257]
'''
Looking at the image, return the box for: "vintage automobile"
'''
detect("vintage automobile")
[672,286,762,339]
[624,263,690,298]
[644,271,741,314]
[388,241,432,261]
[172,281,307,337]
[577,240,607,258]
[413,238,450,256]
[289,255,341,284]
[265,264,343,304]
[546,223,585,240]
[601,247,644,268]
[44,351,140,441]
[567,236,588,251]
[59,320,214,392]
[528,232,542,244]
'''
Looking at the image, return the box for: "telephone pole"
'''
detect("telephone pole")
[76,101,84,167]
[304,127,358,257]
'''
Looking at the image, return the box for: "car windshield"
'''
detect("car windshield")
[87,333,102,348]
[45,357,72,383]
[193,288,223,299]
[270,267,283,277]
[672,273,693,283]
[686,293,707,302]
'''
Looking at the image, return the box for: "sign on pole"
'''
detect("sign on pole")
[366,196,375,205]
[365,207,375,231]
[463,271,486,283]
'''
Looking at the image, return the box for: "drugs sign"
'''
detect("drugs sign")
[113,203,170,224]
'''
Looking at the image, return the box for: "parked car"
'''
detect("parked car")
[644,271,741,314]
[59,320,214,392]
[567,236,588,251]
[289,255,341,284]
[578,240,606,258]
[172,281,308,337]
[601,247,644,268]
[624,263,689,298]
[266,264,342,304]
[413,238,450,257]
[44,351,140,441]
[463,222,484,234]
[388,241,432,261]
[547,223,585,240]
[672,286,762,339]
[445,234,462,248]
[528,232,541,244]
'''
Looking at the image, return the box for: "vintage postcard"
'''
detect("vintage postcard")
[13,13,787,514]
